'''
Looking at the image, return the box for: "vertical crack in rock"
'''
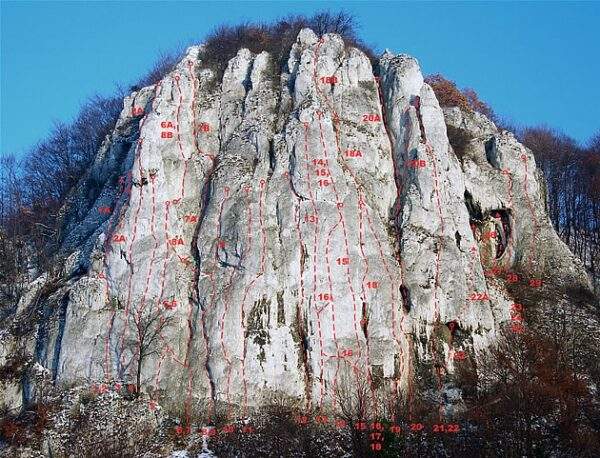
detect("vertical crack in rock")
[190,158,219,407]
[484,136,501,169]
[361,302,369,339]
[400,285,412,313]
[288,145,305,201]
[268,138,276,176]
[276,291,285,326]
[295,305,312,407]
[411,95,427,143]
[51,293,69,382]
[299,243,308,272]
[464,190,483,221]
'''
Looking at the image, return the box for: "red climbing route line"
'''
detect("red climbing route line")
[312,38,375,415]
[113,132,148,372]
[187,60,205,162]
[424,139,448,421]
[374,76,404,218]
[315,111,348,410]
[521,153,541,276]
[212,190,252,420]
[362,204,404,416]
[217,195,234,368]
[103,80,164,380]
[173,75,190,201]
[128,174,161,383]
[238,180,267,418]
[502,168,516,267]
[373,75,412,417]
[102,171,132,376]
[237,186,256,418]
[286,169,311,412]
[299,121,328,410]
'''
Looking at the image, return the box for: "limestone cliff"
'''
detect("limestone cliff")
[1,28,593,422]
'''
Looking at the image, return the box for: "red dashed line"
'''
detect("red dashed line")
[423,141,448,420]
[374,76,403,218]
[286,170,311,411]
[312,40,367,413]
[323,211,343,411]
[314,38,404,419]
[502,168,516,266]
[102,172,131,377]
[466,244,478,293]
[238,181,267,418]
[174,74,190,201]
[116,140,147,372]
[362,204,404,416]
[128,175,160,382]
[300,121,327,410]
[373,76,412,417]
[521,153,541,275]
[153,346,168,388]
[103,84,160,379]
[214,193,242,419]
[135,176,159,317]
[187,60,205,161]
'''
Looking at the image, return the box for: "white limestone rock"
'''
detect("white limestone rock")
[10,28,593,419]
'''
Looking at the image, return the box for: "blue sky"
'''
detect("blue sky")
[2,1,599,156]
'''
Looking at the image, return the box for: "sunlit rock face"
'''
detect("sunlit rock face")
[4,28,590,417]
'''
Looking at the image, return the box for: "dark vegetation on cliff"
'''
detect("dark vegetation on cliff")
[198,12,376,82]
[1,11,599,457]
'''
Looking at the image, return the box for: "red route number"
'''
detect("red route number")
[320,76,338,84]
[468,292,490,301]
[407,159,427,168]
[433,423,460,433]
[345,149,363,158]
[363,114,381,122]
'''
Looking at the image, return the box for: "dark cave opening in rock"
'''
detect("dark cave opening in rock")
[466,202,512,262]
[400,285,411,313]
[446,320,460,335]
[470,210,511,260]
[490,210,511,259]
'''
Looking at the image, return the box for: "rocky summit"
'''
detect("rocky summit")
[1,27,596,455]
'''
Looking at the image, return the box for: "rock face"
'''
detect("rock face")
[1,28,592,418]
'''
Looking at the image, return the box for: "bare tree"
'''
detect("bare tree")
[124,305,174,393]
[460,327,600,456]
[333,364,379,457]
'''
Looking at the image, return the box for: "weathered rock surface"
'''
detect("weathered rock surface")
[2,28,593,420]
